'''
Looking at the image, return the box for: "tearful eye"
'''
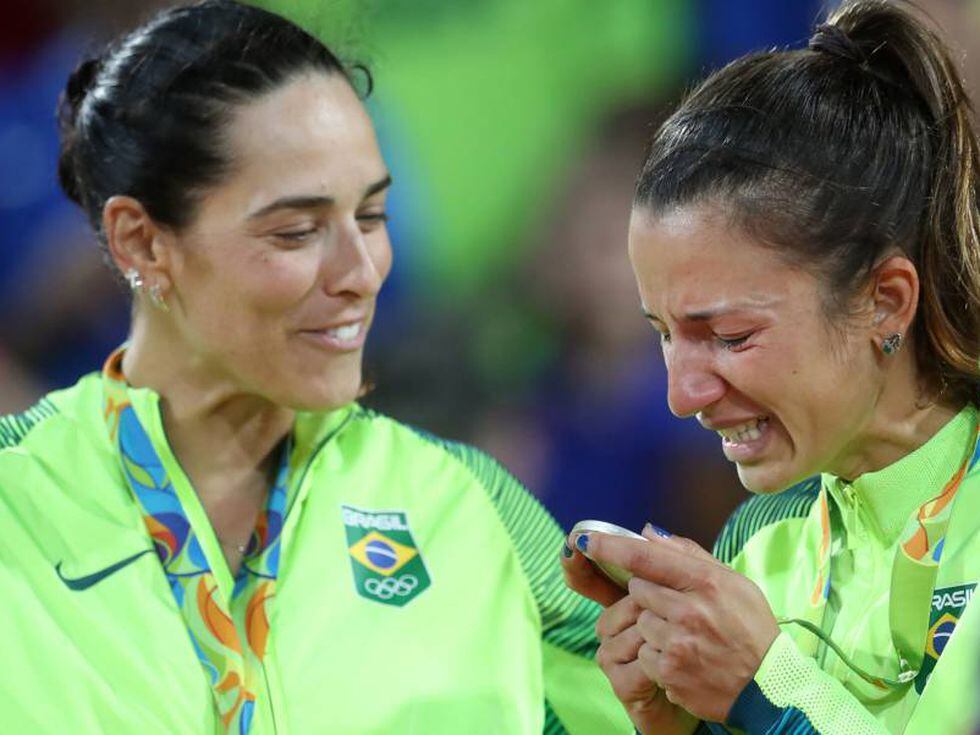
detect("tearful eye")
[717,334,751,350]
[643,314,671,347]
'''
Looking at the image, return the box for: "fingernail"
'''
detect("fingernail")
[561,541,573,558]
[643,522,672,538]
[575,533,590,553]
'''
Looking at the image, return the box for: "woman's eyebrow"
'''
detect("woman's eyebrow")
[248,195,333,219]
[247,175,392,220]
[690,295,782,319]
[364,174,393,198]
[643,296,781,323]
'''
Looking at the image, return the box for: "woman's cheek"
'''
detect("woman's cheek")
[372,236,394,282]
[249,248,323,311]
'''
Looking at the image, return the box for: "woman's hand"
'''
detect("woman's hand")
[580,531,780,723]
[593,594,701,735]
[561,528,702,735]
[560,530,629,607]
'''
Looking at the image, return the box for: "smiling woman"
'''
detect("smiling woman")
[105,71,393,414]
[0,2,632,734]
[562,1,980,734]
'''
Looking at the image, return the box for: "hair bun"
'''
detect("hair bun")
[57,56,103,206]
[808,23,866,65]
[63,57,102,122]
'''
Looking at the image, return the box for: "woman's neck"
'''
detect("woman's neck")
[830,354,966,482]
[121,323,295,498]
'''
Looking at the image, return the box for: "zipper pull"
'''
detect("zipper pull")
[842,484,869,543]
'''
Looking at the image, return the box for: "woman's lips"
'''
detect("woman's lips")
[297,320,366,352]
[717,416,772,463]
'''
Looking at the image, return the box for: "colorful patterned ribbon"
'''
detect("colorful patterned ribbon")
[103,350,291,734]
[784,420,980,690]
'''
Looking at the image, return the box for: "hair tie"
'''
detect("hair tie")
[808,23,866,65]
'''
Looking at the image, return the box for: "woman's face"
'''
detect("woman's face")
[628,204,882,493]
[164,72,391,411]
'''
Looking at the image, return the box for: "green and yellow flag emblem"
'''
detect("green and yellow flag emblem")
[341,505,430,607]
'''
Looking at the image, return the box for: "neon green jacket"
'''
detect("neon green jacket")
[0,372,633,735]
[704,404,980,734]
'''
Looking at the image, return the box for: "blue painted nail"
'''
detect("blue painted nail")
[644,522,672,538]
[575,533,590,553]
[561,541,573,558]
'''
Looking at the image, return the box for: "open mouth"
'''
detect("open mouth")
[298,320,366,351]
[717,416,770,445]
[322,323,361,341]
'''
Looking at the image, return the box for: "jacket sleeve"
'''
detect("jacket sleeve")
[711,480,887,735]
[488,461,636,734]
[721,632,888,734]
[429,438,634,734]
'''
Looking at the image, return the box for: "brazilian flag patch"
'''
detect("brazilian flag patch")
[914,581,976,693]
[341,505,430,607]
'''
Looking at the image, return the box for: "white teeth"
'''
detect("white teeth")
[718,417,769,443]
[326,323,361,341]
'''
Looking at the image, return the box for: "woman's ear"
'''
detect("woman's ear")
[869,254,919,348]
[102,195,174,296]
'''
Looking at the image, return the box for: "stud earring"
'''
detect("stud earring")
[125,268,143,293]
[881,333,903,356]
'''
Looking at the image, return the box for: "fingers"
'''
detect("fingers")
[641,524,715,563]
[560,537,627,608]
[579,532,709,592]
[636,644,670,698]
[635,609,670,652]
[596,624,645,667]
[601,657,661,705]
[627,577,687,621]
[596,595,642,639]
[637,640,695,711]
[640,523,673,541]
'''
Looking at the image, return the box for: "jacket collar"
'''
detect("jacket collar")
[824,403,977,545]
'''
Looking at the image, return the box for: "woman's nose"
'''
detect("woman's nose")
[665,349,726,418]
[325,226,387,298]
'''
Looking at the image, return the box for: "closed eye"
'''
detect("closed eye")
[274,228,319,243]
[646,323,670,346]
[717,333,751,350]
[356,212,389,232]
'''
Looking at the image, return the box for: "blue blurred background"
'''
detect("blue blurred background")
[2,0,978,546]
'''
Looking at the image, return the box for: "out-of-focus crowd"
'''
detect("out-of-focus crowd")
[2,0,978,545]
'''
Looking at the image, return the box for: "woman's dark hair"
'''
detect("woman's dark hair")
[58,0,368,245]
[636,0,980,403]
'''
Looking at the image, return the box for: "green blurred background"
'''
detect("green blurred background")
[2,0,978,544]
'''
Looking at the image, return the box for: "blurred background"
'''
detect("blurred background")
[2,0,978,546]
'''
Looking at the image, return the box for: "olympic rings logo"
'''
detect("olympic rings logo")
[365,574,419,600]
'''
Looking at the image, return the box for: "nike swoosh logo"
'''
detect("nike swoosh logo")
[55,548,156,591]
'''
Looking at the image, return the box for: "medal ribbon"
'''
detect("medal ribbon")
[103,350,291,734]
[780,420,980,690]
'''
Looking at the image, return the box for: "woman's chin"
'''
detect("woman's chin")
[736,462,799,495]
[279,375,364,413]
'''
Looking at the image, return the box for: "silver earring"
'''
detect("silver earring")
[148,283,170,313]
[881,332,903,356]
[125,268,144,293]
